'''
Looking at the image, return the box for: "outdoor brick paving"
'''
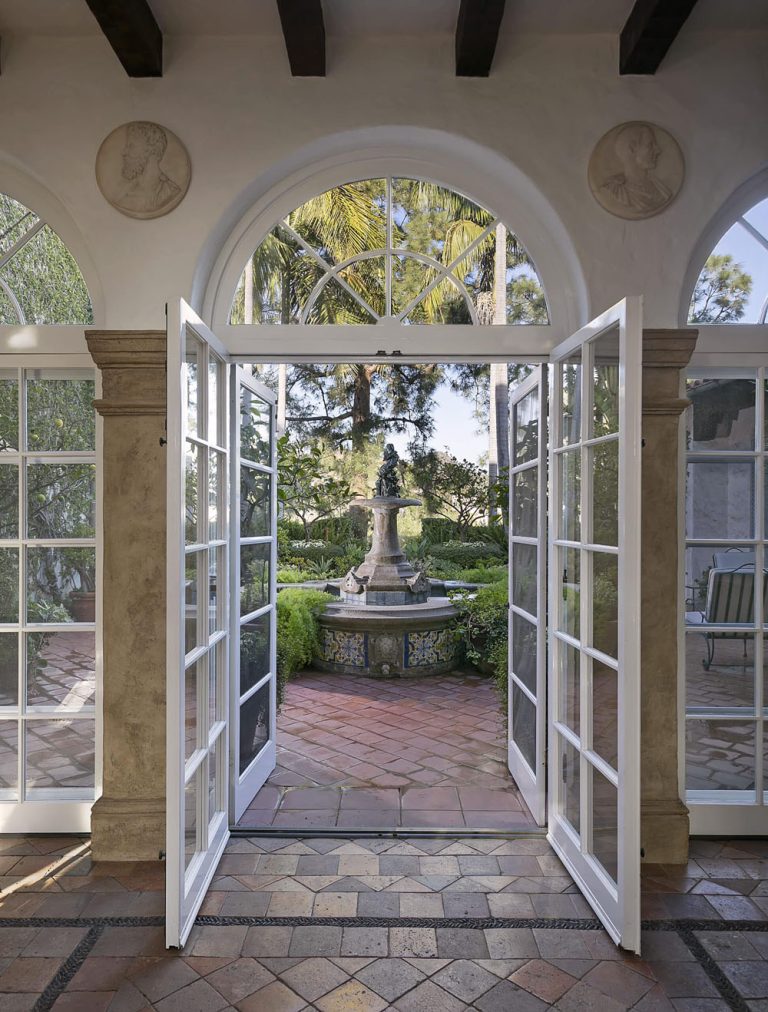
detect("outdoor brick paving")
[239,669,531,831]
[0,834,766,1008]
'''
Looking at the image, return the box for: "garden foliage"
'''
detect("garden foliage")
[275,588,333,703]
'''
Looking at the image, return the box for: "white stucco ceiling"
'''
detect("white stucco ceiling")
[0,0,765,38]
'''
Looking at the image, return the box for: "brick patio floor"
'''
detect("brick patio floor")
[238,669,532,831]
[0,834,766,1008]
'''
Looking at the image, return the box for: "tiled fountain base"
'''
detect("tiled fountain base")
[239,670,532,831]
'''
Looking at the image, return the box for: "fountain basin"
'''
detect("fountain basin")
[316,597,458,678]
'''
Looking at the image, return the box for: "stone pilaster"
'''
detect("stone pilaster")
[640,329,697,864]
[87,331,167,861]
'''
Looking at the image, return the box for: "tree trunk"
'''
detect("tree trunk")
[351,364,373,449]
[488,224,509,519]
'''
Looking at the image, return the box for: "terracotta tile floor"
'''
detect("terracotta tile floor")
[239,669,533,831]
[0,834,766,1008]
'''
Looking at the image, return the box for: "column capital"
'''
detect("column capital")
[642,328,698,417]
[86,330,166,416]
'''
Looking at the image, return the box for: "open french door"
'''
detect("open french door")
[231,367,278,821]
[547,298,642,953]
[508,367,548,826]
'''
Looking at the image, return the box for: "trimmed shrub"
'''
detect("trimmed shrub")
[288,540,346,560]
[276,588,333,704]
[455,564,508,584]
[429,540,504,564]
[450,582,509,709]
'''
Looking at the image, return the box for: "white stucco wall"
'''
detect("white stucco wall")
[0,27,765,332]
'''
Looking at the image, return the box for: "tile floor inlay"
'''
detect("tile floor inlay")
[239,669,533,831]
[0,835,766,1008]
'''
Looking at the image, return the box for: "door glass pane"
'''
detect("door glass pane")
[27,547,95,623]
[686,461,755,539]
[686,631,754,709]
[241,468,271,538]
[209,451,224,541]
[185,443,199,544]
[686,377,756,452]
[686,719,755,791]
[560,450,580,542]
[592,659,618,768]
[592,552,618,658]
[0,464,18,538]
[184,775,198,870]
[241,612,271,694]
[209,645,219,729]
[0,372,19,451]
[208,742,219,824]
[185,661,199,762]
[512,543,537,618]
[240,391,270,464]
[591,765,618,881]
[0,548,19,622]
[560,735,580,833]
[185,335,201,437]
[558,641,580,733]
[591,441,618,546]
[26,374,95,451]
[241,544,270,617]
[0,634,17,705]
[208,357,220,446]
[27,463,95,539]
[240,681,270,775]
[511,683,535,769]
[512,468,537,538]
[560,354,582,446]
[27,630,95,707]
[208,552,218,636]
[0,720,17,793]
[511,612,536,696]
[558,547,580,639]
[592,326,620,437]
[25,718,94,790]
[514,388,539,465]
[184,551,201,656]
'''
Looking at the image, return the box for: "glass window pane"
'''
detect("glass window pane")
[27,630,95,708]
[185,334,201,437]
[241,544,270,617]
[591,441,618,547]
[26,374,95,451]
[208,743,218,824]
[241,612,271,695]
[686,377,756,452]
[0,464,18,538]
[0,633,17,705]
[513,389,539,466]
[686,719,755,792]
[240,681,270,775]
[185,443,199,545]
[686,461,755,539]
[592,552,618,658]
[209,451,224,542]
[27,547,95,624]
[240,391,271,464]
[339,257,385,317]
[512,467,537,538]
[0,372,19,452]
[685,630,754,709]
[26,463,95,539]
[208,357,221,446]
[208,550,219,636]
[511,612,536,696]
[511,683,535,771]
[592,659,618,769]
[307,278,379,324]
[512,543,536,618]
[592,325,619,437]
[559,735,580,833]
[185,551,201,657]
[558,641,579,734]
[560,449,580,542]
[241,468,271,538]
[209,644,220,729]
[558,547,580,640]
[26,718,94,790]
[185,775,198,870]
[185,661,198,763]
[684,545,758,623]
[560,354,582,447]
[0,720,17,794]
[0,549,18,623]
[591,765,618,882]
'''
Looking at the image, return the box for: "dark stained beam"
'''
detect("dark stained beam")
[84,0,162,76]
[455,0,506,77]
[276,0,325,76]
[620,0,699,75]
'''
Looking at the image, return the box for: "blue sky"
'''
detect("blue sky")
[707,196,768,321]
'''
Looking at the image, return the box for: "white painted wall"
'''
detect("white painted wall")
[0,28,765,332]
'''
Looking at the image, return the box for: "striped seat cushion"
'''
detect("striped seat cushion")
[704,568,767,629]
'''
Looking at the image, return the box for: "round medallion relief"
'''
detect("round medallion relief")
[96,121,191,220]
[588,121,684,220]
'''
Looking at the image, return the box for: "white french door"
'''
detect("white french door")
[231,368,278,821]
[547,298,643,953]
[166,301,232,947]
[508,367,547,826]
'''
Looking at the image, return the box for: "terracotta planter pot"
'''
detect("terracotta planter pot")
[69,591,96,623]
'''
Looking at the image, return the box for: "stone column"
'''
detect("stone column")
[86,331,167,861]
[640,329,697,864]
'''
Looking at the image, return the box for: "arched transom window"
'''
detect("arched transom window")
[230,178,549,326]
[689,196,768,325]
[0,194,92,325]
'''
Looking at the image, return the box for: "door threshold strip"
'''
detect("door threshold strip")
[229,826,546,839]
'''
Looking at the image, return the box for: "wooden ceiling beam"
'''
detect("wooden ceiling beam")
[84,0,162,77]
[620,0,699,75]
[276,0,326,77]
[455,0,506,77]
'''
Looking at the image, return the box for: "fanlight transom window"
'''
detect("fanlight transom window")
[0,194,92,326]
[230,178,549,326]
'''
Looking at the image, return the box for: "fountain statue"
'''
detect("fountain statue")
[316,445,457,678]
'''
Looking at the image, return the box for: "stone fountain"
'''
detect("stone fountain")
[316,445,457,677]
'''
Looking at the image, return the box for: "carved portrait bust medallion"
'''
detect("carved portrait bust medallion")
[588,121,684,220]
[96,121,191,220]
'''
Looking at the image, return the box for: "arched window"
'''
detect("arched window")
[0,193,93,325]
[688,196,768,325]
[229,178,549,327]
